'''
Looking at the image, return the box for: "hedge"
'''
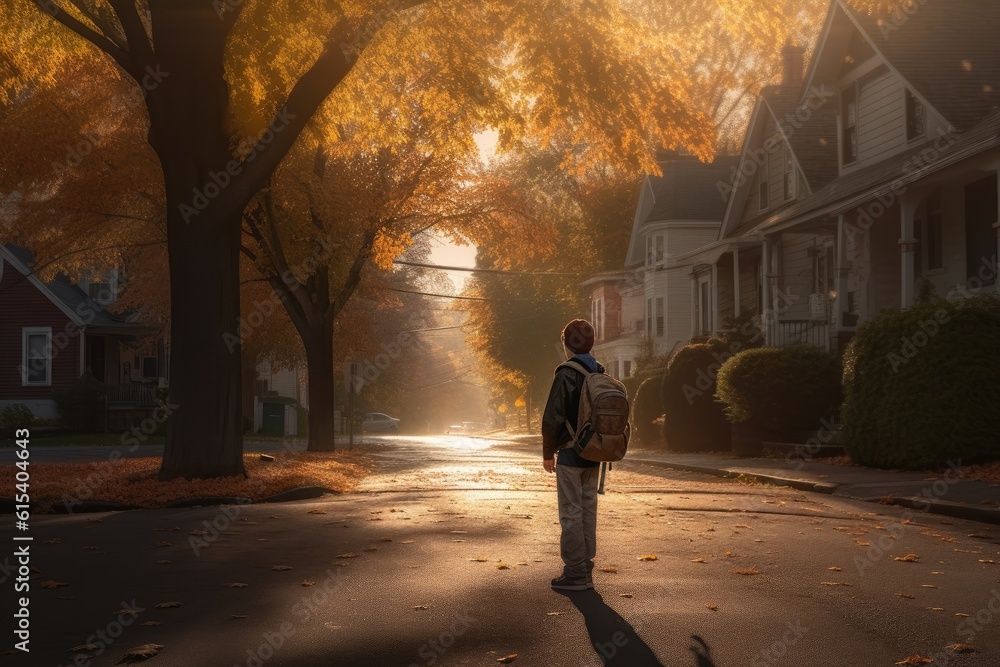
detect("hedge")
[660,342,731,452]
[632,375,665,446]
[716,345,842,438]
[842,295,1000,469]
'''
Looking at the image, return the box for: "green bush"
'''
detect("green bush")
[54,373,106,432]
[843,295,1000,469]
[0,404,35,437]
[632,375,665,446]
[716,345,842,437]
[660,343,731,452]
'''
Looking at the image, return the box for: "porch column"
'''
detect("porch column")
[761,237,773,345]
[834,215,851,331]
[690,272,698,339]
[899,196,919,308]
[732,249,741,318]
[710,262,720,335]
[994,221,1000,293]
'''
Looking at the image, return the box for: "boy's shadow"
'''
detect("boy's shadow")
[555,590,717,667]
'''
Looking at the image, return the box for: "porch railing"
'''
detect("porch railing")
[106,384,159,407]
[774,320,831,351]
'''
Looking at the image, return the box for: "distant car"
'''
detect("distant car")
[362,413,400,433]
[446,421,488,435]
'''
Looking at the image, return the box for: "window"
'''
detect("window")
[142,356,159,380]
[759,149,770,211]
[698,280,712,335]
[623,360,632,378]
[646,236,653,267]
[612,359,620,379]
[784,143,795,201]
[646,298,653,337]
[755,257,764,315]
[655,297,664,337]
[87,270,118,306]
[655,236,664,266]
[906,89,925,142]
[22,327,52,386]
[842,83,858,165]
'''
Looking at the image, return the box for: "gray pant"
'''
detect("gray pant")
[556,460,599,579]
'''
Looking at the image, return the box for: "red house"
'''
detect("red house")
[0,244,166,428]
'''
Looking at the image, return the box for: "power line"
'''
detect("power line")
[393,259,582,277]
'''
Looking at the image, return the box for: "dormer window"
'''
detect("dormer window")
[87,270,118,306]
[906,89,926,141]
[842,83,859,165]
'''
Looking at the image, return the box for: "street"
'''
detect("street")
[5,434,999,666]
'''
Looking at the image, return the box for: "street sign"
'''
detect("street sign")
[343,362,362,393]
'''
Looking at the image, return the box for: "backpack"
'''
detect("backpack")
[558,360,631,462]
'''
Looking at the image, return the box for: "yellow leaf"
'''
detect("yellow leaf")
[705,604,718,611]
[827,566,843,571]
[893,554,920,562]
[947,644,975,653]
[638,554,658,561]
[730,569,760,575]
[598,566,618,573]
[497,655,518,664]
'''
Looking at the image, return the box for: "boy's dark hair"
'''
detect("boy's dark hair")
[561,319,595,354]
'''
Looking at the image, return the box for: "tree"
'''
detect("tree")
[3,0,717,479]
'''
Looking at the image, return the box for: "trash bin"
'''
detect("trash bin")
[259,396,299,436]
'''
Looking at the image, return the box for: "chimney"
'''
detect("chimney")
[782,39,805,87]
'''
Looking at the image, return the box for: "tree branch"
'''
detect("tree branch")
[33,0,136,78]
[108,0,154,71]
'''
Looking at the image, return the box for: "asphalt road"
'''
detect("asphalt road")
[3,435,1000,666]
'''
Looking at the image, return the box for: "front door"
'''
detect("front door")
[85,335,105,383]
[964,175,997,285]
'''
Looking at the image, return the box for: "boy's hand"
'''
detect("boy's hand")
[543,458,555,473]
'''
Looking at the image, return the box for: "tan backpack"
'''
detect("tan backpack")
[559,360,631,462]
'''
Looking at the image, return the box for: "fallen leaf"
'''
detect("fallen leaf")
[271,565,293,571]
[230,615,248,620]
[979,559,998,564]
[496,562,510,570]
[189,530,207,536]
[307,509,327,515]
[598,566,618,573]
[381,537,393,542]
[84,546,100,551]
[546,612,562,616]
[400,541,415,544]
[114,609,141,615]
[118,643,164,663]
[413,605,429,611]
[706,604,719,611]
[157,560,171,565]
[302,580,315,587]
[336,553,358,559]
[896,593,916,599]
[619,594,633,598]
[920,585,937,589]
[471,557,488,562]
[39,580,68,589]
[827,566,843,571]
[497,655,518,664]
[820,582,852,586]
[956,612,971,617]
[155,602,181,608]
[140,622,160,627]
[730,569,760,575]
[638,554,658,561]
[947,644,975,654]
[894,656,932,665]
[43,538,61,544]
[223,583,249,588]
[690,558,707,564]
[927,607,944,612]
[364,546,378,552]
[69,644,99,652]
[893,554,920,563]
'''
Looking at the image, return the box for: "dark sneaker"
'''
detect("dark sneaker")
[551,575,593,591]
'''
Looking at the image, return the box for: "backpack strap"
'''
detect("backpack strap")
[556,359,593,444]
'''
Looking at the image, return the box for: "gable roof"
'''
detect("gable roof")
[760,85,840,190]
[845,0,1000,133]
[642,155,738,225]
[1,244,138,329]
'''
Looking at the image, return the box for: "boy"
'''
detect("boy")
[542,318,603,591]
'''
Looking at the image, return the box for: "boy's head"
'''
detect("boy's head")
[561,319,595,358]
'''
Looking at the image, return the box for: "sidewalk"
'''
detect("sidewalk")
[487,432,1000,526]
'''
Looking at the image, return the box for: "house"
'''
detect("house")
[681,0,1000,350]
[586,154,737,374]
[0,244,166,428]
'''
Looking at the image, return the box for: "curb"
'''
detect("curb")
[0,486,341,515]
[627,457,840,494]
[627,457,1000,526]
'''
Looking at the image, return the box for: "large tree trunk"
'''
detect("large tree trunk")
[304,320,337,452]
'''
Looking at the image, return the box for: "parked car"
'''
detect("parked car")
[446,421,487,435]
[362,412,400,433]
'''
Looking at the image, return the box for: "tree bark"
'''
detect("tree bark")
[304,320,337,451]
